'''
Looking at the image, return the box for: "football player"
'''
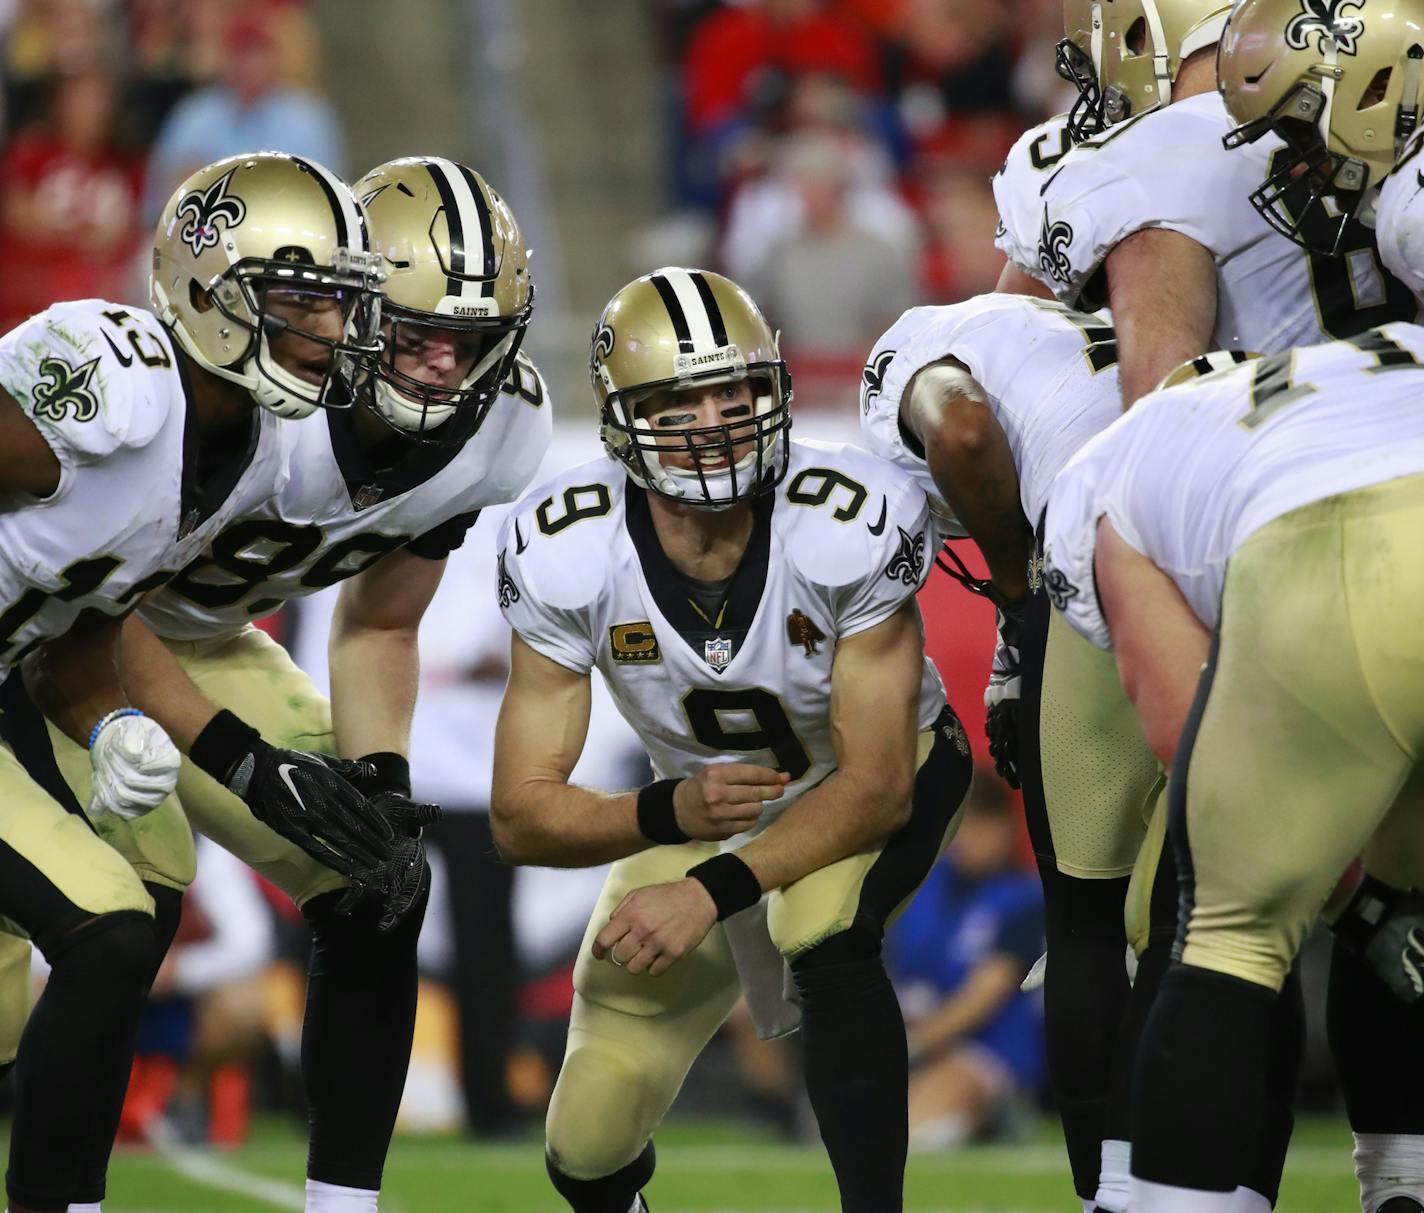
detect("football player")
[859,294,1176,1212]
[991,111,1077,299]
[492,267,973,1213]
[999,0,1417,406]
[1042,313,1424,1211]
[0,152,396,1213]
[37,155,551,1213]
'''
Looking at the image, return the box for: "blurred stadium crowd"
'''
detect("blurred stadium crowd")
[0,0,1064,1156]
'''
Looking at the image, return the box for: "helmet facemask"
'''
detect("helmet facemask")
[600,362,792,511]
[1057,36,1107,141]
[185,250,385,420]
[368,288,533,447]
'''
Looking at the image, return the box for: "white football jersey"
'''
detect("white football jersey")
[141,353,553,640]
[0,300,286,678]
[991,113,1076,278]
[1043,323,1424,648]
[859,294,1121,535]
[1377,131,1424,299]
[498,440,947,833]
[1008,93,1417,350]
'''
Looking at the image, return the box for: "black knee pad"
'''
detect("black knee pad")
[790,923,888,1007]
[47,911,156,990]
[547,1142,655,1213]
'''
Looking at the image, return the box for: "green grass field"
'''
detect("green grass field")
[10,1114,1362,1212]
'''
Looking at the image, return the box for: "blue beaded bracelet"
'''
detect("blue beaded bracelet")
[88,707,145,751]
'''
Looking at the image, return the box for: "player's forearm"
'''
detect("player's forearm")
[489,777,648,867]
[328,619,419,759]
[117,616,224,750]
[1107,229,1218,409]
[22,620,127,746]
[736,763,914,894]
[921,400,1034,597]
[994,260,1055,299]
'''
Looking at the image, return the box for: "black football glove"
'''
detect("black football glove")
[984,596,1026,789]
[190,711,395,877]
[1330,873,1424,1005]
[334,751,440,932]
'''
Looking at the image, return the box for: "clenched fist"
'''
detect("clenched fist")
[673,763,790,841]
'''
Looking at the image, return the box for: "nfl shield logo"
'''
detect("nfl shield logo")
[704,636,733,672]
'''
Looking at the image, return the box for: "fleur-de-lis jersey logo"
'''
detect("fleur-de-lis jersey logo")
[31,355,100,423]
[1043,563,1080,612]
[1285,0,1366,55]
[884,527,926,586]
[859,349,895,415]
[176,167,248,257]
[496,550,520,608]
[1038,213,1075,285]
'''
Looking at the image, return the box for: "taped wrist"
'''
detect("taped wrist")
[189,709,261,786]
[360,751,412,798]
[636,778,689,844]
[687,852,761,921]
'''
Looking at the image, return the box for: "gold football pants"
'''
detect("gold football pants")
[547,713,972,1180]
[1174,475,1424,991]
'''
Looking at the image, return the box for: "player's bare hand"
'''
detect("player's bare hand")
[673,763,790,841]
[592,878,719,976]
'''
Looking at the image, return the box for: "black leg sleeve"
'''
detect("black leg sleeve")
[301,875,429,1190]
[1037,860,1132,1198]
[791,926,908,1213]
[547,1143,655,1213]
[68,882,186,1204]
[1132,963,1275,1194]
[1244,964,1305,1208]
[7,912,156,1213]
[1328,936,1424,1133]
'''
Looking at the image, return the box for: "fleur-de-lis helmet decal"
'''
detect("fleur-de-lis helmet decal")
[1285,0,1367,55]
[175,167,247,256]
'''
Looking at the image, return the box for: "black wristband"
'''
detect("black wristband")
[687,852,762,921]
[636,778,689,844]
[189,709,261,785]
[360,751,412,798]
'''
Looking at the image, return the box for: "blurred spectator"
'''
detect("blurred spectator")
[0,54,145,332]
[2,0,117,135]
[917,154,1010,302]
[888,774,1045,1149]
[736,129,915,378]
[141,2,343,223]
[677,0,889,209]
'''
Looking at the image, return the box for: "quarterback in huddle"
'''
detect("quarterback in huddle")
[492,267,974,1213]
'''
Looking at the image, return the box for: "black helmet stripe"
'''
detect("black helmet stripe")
[689,271,729,348]
[650,274,695,353]
[425,160,467,299]
[292,155,354,249]
[455,163,497,297]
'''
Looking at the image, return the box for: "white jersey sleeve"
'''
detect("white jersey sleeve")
[495,461,619,674]
[783,443,934,638]
[0,300,169,487]
[1377,134,1424,299]
[1035,96,1275,309]
[992,113,1075,285]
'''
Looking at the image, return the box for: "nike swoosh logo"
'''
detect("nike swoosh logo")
[514,519,529,554]
[101,330,133,367]
[867,497,887,536]
[277,763,307,813]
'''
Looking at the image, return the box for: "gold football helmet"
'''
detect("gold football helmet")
[354,156,533,445]
[1219,0,1424,254]
[151,152,385,419]
[1058,0,1233,139]
[591,268,791,508]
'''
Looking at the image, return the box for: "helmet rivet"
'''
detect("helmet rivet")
[219,327,230,339]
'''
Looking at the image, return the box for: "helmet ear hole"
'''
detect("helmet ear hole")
[1126,16,1147,54]
[189,280,215,314]
[1360,66,1392,110]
